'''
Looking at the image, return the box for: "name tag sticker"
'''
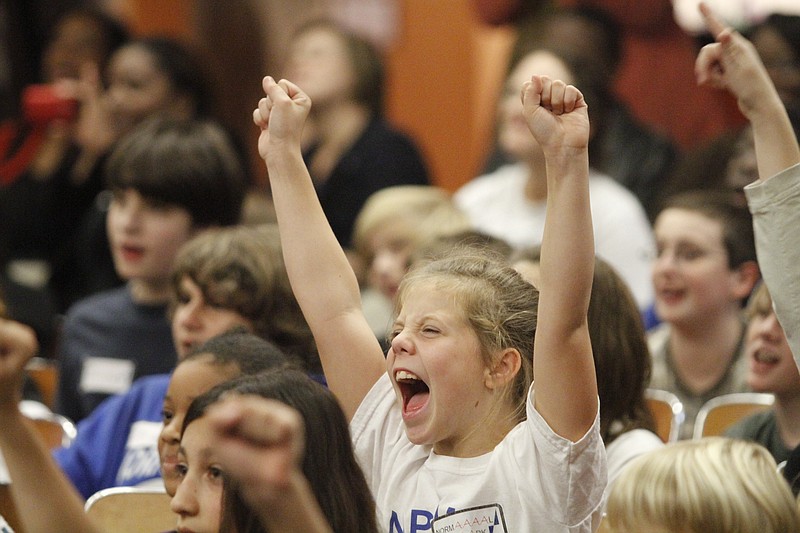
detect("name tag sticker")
[432,504,507,533]
[80,357,135,395]
[0,453,9,484]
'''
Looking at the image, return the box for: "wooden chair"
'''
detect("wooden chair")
[693,392,775,439]
[645,388,685,443]
[19,401,77,449]
[24,357,60,411]
[85,487,175,533]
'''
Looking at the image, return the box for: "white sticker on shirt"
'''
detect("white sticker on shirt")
[116,421,163,485]
[79,357,135,395]
[0,451,9,484]
[432,505,507,533]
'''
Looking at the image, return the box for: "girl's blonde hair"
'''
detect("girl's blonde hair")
[396,246,538,422]
[352,185,471,264]
[606,437,800,533]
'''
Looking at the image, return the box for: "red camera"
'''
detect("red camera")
[22,84,79,125]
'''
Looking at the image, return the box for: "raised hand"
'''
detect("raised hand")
[72,62,118,155]
[206,394,305,504]
[694,2,776,119]
[521,74,589,158]
[253,76,312,161]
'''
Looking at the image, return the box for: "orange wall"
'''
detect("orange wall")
[385,0,513,191]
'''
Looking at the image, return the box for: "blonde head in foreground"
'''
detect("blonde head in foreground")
[605,437,800,533]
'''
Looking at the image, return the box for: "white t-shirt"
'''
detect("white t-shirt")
[350,374,606,533]
[604,428,664,509]
[454,163,655,310]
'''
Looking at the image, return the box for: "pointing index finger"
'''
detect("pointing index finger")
[699,2,728,40]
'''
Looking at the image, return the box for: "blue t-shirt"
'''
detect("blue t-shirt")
[54,374,168,499]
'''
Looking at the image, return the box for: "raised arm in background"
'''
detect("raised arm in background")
[696,2,800,364]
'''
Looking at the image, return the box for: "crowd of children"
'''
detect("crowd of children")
[0,1,800,532]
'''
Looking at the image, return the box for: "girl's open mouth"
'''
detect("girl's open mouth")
[395,370,430,415]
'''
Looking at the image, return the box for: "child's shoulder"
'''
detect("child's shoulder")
[455,164,527,206]
[64,285,132,321]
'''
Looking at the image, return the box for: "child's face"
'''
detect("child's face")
[284,27,356,109]
[160,357,239,497]
[170,416,224,533]
[387,285,500,456]
[366,225,413,300]
[498,51,573,162]
[107,188,194,285]
[652,208,739,326]
[171,276,255,359]
[105,44,187,134]
[745,302,800,394]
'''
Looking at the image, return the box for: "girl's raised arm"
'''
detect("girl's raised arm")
[522,76,597,441]
[254,77,385,419]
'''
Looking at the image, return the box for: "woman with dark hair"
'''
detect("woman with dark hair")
[747,13,800,129]
[173,369,380,533]
[283,19,430,250]
[0,31,233,347]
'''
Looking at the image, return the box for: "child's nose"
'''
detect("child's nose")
[176,301,203,330]
[391,329,415,355]
[170,476,198,516]
[652,249,678,274]
[160,419,181,446]
[116,204,143,232]
[757,312,784,339]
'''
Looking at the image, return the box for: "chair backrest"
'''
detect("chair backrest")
[24,357,60,411]
[645,388,685,443]
[85,487,175,533]
[693,392,775,439]
[19,401,77,449]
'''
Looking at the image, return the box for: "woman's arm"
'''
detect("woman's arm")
[522,76,597,441]
[253,77,386,420]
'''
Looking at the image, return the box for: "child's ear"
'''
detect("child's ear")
[485,348,522,390]
[731,260,761,300]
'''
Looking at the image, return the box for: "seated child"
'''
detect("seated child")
[605,437,800,533]
[54,224,316,498]
[648,189,760,439]
[254,64,605,528]
[56,117,247,423]
[725,283,800,464]
[185,369,380,533]
[351,185,471,340]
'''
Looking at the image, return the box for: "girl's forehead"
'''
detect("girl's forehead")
[182,416,211,447]
[399,283,465,319]
[168,358,234,397]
